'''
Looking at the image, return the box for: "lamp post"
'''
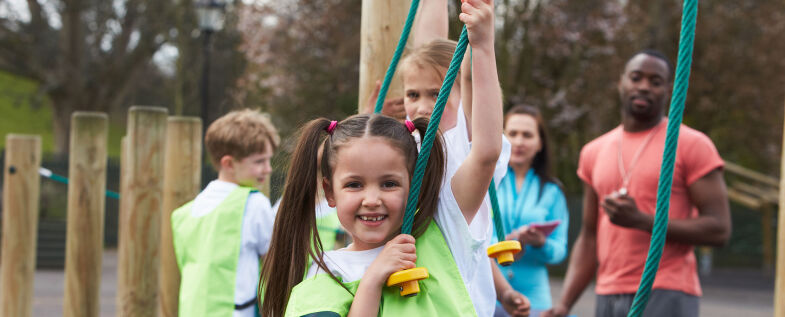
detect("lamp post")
[196,0,226,131]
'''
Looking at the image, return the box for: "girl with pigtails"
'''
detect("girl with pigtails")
[261,1,502,316]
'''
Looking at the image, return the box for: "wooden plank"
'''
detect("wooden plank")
[725,160,779,188]
[0,134,41,317]
[63,112,109,317]
[727,187,763,210]
[117,106,168,317]
[731,182,779,204]
[158,117,202,317]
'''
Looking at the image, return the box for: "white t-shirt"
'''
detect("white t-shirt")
[190,180,276,317]
[441,103,511,317]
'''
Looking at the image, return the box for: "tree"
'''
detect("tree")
[234,0,362,138]
[0,0,179,156]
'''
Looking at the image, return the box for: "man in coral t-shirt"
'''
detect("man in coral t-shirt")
[544,50,731,317]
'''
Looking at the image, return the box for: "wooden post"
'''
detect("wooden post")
[117,106,168,317]
[116,136,128,312]
[62,112,109,317]
[158,117,202,317]
[0,134,41,317]
[358,0,413,113]
[762,203,775,273]
[776,106,785,317]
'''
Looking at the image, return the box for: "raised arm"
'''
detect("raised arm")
[460,48,474,138]
[412,0,449,48]
[451,0,503,223]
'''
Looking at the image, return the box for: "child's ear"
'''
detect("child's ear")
[219,155,234,171]
[322,178,336,208]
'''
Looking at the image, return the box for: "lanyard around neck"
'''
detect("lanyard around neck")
[616,122,663,195]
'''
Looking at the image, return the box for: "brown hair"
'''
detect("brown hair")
[204,108,280,169]
[400,38,460,82]
[260,114,445,317]
[504,105,556,192]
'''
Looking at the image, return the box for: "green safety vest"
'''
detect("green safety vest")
[285,221,477,317]
[171,186,257,317]
[316,210,341,250]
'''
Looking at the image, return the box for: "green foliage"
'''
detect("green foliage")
[0,70,54,152]
[0,70,125,158]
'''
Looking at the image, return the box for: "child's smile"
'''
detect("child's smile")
[324,137,411,251]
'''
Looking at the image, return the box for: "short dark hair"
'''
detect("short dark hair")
[629,49,673,81]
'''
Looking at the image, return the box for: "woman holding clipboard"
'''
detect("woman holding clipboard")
[494,105,570,317]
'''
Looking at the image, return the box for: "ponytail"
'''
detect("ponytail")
[260,118,330,317]
[409,117,446,237]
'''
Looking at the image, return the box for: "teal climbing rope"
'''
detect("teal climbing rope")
[627,0,698,315]
[488,179,506,243]
[401,26,469,235]
[39,167,121,200]
[374,0,421,114]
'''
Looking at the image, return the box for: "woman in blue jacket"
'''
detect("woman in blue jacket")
[495,105,569,317]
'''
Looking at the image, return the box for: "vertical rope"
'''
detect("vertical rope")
[401,27,469,234]
[627,0,698,315]
[488,179,506,242]
[374,0,421,114]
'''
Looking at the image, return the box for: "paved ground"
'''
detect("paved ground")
[29,250,774,316]
[549,268,774,317]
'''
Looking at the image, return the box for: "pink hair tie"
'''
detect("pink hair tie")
[404,120,415,133]
[326,120,338,134]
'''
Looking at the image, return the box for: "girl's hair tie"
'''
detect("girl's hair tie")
[404,120,416,133]
[326,120,338,134]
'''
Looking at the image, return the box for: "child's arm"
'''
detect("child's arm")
[451,0,503,223]
[460,49,474,138]
[413,0,449,48]
[348,234,417,316]
[492,261,531,316]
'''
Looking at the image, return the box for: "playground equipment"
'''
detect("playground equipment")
[777,115,785,317]
[358,0,412,114]
[158,117,203,317]
[1,134,41,317]
[116,107,167,317]
[62,113,108,317]
[0,107,202,317]
[387,267,429,297]
[724,161,779,271]
[486,180,522,266]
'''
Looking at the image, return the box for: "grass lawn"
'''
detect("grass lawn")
[0,71,124,158]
